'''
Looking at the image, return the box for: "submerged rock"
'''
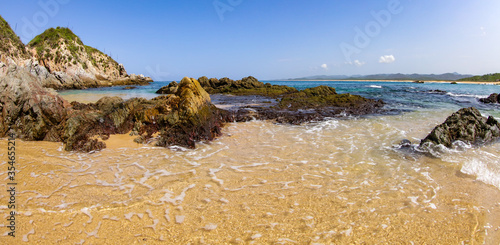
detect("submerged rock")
[420,107,500,148]
[479,93,499,104]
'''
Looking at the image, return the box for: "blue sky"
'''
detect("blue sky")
[2,0,500,80]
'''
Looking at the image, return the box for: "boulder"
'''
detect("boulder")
[0,64,70,141]
[479,93,499,104]
[156,81,178,94]
[420,107,500,148]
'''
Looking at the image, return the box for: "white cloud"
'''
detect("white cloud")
[379,55,395,64]
[321,64,328,70]
[345,60,365,67]
[353,60,365,67]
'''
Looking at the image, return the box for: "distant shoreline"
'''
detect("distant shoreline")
[275,79,500,85]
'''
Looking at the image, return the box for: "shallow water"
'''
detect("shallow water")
[2,81,500,243]
[1,109,500,244]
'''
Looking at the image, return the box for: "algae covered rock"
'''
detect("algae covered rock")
[278,85,384,112]
[420,107,500,148]
[157,76,297,97]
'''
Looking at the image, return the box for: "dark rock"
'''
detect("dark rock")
[157,76,298,97]
[413,81,424,84]
[156,81,178,94]
[420,107,500,148]
[479,93,499,104]
[399,139,412,148]
[428,89,447,94]
[123,86,136,90]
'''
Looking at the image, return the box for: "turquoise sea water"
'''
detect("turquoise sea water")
[59,80,500,117]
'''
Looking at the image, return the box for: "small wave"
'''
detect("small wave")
[367,85,383,89]
[445,92,486,99]
[461,158,500,190]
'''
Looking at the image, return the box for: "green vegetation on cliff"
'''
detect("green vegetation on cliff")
[458,73,500,82]
[27,27,119,71]
[0,15,30,60]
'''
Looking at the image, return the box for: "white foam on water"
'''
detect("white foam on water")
[81,207,93,223]
[202,223,218,231]
[22,229,35,242]
[367,85,383,89]
[85,221,101,238]
[461,157,500,190]
[175,215,185,224]
[159,184,196,205]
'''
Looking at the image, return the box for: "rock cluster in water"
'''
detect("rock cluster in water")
[158,77,385,124]
[420,107,500,148]
[157,76,297,97]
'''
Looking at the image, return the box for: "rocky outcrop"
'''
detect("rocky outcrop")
[1,15,152,90]
[1,71,228,151]
[26,27,152,89]
[420,107,500,148]
[156,81,179,94]
[479,93,499,104]
[0,63,70,141]
[157,76,297,97]
[228,85,384,124]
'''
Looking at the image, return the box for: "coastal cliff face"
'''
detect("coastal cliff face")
[26,27,152,89]
[0,15,152,90]
[0,16,30,65]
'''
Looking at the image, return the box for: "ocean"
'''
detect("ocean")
[2,81,500,243]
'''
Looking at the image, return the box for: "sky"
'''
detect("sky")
[2,0,500,81]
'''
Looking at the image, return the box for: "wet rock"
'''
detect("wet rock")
[420,107,500,148]
[278,86,384,112]
[123,86,137,90]
[479,93,499,104]
[156,81,178,94]
[158,76,297,97]
[428,89,447,95]
[399,139,412,148]
[156,77,230,148]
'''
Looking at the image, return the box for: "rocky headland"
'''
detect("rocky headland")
[0,15,152,90]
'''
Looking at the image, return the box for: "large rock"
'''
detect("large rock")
[420,107,500,148]
[479,93,499,104]
[0,64,70,141]
[156,81,178,94]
